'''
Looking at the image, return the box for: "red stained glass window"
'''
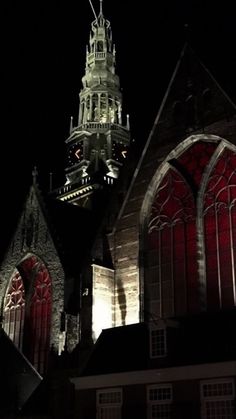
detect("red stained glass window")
[3,255,52,375]
[147,141,236,317]
[3,271,25,349]
[28,263,52,374]
[178,141,217,189]
[203,149,236,309]
[148,168,197,317]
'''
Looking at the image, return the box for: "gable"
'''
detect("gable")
[108,45,236,326]
[114,44,236,235]
[0,185,65,359]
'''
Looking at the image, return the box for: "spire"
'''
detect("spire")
[32,166,38,185]
[56,0,130,207]
[81,3,117,125]
[99,0,103,16]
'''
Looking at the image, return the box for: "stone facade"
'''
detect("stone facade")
[0,186,65,354]
[92,264,114,340]
[110,46,236,326]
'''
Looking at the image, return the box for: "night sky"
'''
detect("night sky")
[1,0,236,248]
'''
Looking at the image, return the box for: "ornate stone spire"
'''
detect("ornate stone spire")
[56,1,130,208]
[79,1,119,127]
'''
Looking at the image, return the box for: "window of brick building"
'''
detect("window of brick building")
[201,378,235,419]
[150,327,167,358]
[147,384,172,419]
[97,388,122,419]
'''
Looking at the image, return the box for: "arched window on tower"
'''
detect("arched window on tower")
[80,100,85,124]
[92,94,99,121]
[96,41,103,52]
[100,93,107,122]
[86,96,91,122]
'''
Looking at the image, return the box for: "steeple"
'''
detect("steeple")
[56,0,130,208]
[99,0,103,16]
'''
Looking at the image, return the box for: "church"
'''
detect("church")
[0,1,236,418]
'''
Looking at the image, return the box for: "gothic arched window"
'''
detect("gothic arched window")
[148,168,197,317]
[145,139,236,318]
[203,148,236,309]
[3,255,52,375]
[3,271,25,349]
[30,264,52,374]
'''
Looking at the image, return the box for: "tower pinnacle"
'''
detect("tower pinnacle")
[56,1,130,208]
[99,0,103,16]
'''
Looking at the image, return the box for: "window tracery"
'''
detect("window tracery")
[146,139,236,317]
[3,255,52,375]
[203,149,236,308]
[148,168,197,316]
[3,271,25,349]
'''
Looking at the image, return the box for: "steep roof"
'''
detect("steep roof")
[15,182,99,278]
[0,328,42,412]
[114,44,236,231]
[39,188,97,275]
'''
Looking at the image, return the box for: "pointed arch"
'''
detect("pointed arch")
[3,270,25,349]
[140,134,229,320]
[28,260,52,374]
[199,142,236,310]
[20,255,52,375]
[3,254,52,375]
[146,165,197,318]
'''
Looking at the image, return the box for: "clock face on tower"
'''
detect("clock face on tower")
[68,141,84,166]
[112,142,128,161]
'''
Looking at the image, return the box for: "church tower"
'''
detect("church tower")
[56,0,130,208]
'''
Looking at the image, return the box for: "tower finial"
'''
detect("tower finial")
[99,0,103,16]
[184,23,190,43]
[32,166,38,185]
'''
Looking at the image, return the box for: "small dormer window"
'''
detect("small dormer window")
[150,327,167,358]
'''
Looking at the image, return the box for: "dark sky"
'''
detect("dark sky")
[1,0,236,245]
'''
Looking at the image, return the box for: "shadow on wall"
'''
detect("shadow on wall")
[117,279,126,325]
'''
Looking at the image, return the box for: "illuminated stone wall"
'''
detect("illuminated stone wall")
[113,130,236,325]
[92,264,114,340]
[111,47,236,325]
[0,187,65,358]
